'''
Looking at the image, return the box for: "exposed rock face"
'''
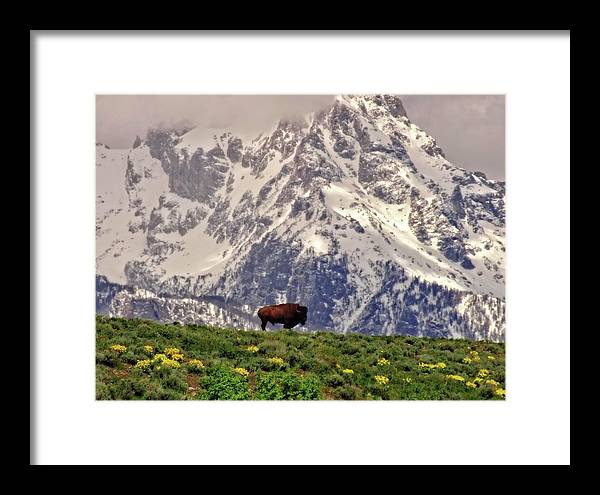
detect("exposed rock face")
[96,275,124,313]
[97,276,258,328]
[449,185,466,220]
[96,95,506,341]
[350,262,504,341]
[166,146,230,205]
[226,137,243,163]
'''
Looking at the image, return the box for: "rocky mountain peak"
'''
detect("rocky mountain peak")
[340,94,408,119]
[96,95,505,341]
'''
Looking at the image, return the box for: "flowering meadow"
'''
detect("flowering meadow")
[96,316,506,400]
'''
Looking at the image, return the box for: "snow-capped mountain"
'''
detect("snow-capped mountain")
[96,95,505,341]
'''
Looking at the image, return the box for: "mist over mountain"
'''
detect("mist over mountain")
[96,95,505,341]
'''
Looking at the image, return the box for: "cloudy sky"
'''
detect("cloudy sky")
[96,95,504,180]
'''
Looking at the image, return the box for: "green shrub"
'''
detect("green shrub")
[255,371,321,400]
[199,366,249,400]
[96,316,505,401]
[333,384,362,400]
[95,381,112,400]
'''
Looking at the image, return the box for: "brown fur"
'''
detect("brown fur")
[257,303,308,330]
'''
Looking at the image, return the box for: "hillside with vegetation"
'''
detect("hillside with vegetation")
[96,316,506,400]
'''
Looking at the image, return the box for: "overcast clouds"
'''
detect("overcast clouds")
[400,96,504,180]
[96,95,504,180]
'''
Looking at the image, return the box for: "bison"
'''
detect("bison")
[257,303,308,330]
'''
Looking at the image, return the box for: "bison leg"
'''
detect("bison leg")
[283,320,297,330]
[260,318,268,330]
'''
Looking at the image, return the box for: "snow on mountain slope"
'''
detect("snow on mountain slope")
[96,95,505,341]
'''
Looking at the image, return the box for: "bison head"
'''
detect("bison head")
[297,305,308,325]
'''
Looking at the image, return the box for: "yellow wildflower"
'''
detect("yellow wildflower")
[110,344,127,353]
[473,377,483,384]
[470,350,479,356]
[342,368,354,374]
[134,359,152,370]
[486,379,499,387]
[268,357,285,366]
[144,345,154,353]
[233,367,249,377]
[487,355,496,361]
[472,357,481,362]
[187,359,205,369]
[462,357,472,364]
[495,388,506,398]
[246,345,259,353]
[418,362,446,370]
[377,357,391,366]
[152,353,180,368]
[446,374,465,382]
[466,381,477,388]
[164,347,184,360]
[478,369,490,378]
[374,375,390,385]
